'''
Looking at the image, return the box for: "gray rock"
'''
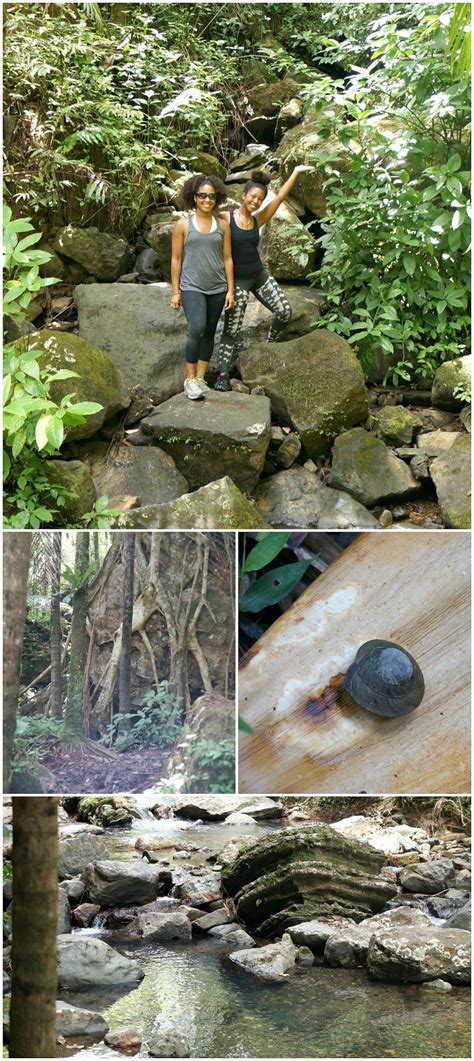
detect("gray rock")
[116,476,266,530]
[58,832,108,878]
[82,860,168,906]
[172,795,282,821]
[147,1030,190,1057]
[253,467,326,528]
[430,434,471,528]
[416,429,461,457]
[274,434,301,468]
[57,887,72,934]
[260,199,315,281]
[224,812,257,825]
[57,935,144,990]
[367,926,471,984]
[218,836,260,865]
[43,460,96,523]
[410,452,431,483]
[324,907,432,968]
[134,908,192,942]
[79,441,188,508]
[135,246,162,282]
[239,285,321,345]
[375,406,424,445]
[444,899,471,930]
[287,917,356,951]
[222,928,256,949]
[75,283,189,404]
[58,878,86,905]
[53,226,132,281]
[296,945,314,966]
[228,932,298,981]
[173,874,222,907]
[275,97,305,142]
[141,391,271,493]
[104,1025,142,1053]
[318,488,379,529]
[72,903,101,928]
[432,355,471,410]
[193,908,234,931]
[330,428,421,506]
[144,221,175,282]
[399,860,455,894]
[56,1000,109,1040]
[419,978,453,993]
[239,330,368,458]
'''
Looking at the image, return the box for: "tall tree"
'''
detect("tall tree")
[118,532,136,723]
[10,797,58,1059]
[62,532,89,740]
[49,531,62,720]
[3,533,32,791]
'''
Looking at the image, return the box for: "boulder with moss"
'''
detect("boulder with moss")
[260,198,315,281]
[116,476,267,529]
[43,459,96,523]
[430,434,471,529]
[221,825,397,938]
[77,441,188,508]
[431,355,471,410]
[375,406,424,446]
[239,331,368,458]
[53,226,132,281]
[330,428,421,506]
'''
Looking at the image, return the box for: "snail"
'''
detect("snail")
[343,639,425,717]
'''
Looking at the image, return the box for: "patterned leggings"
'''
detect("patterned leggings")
[217,274,292,371]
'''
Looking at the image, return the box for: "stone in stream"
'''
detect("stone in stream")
[218,836,260,864]
[77,441,189,508]
[57,886,72,934]
[58,878,86,906]
[398,859,455,894]
[221,825,397,938]
[55,1000,109,1041]
[193,908,235,931]
[224,812,257,825]
[239,330,368,458]
[147,1030,191,1057]
[72,902,101,928]
[140,391,271,493]
[10,330,130,441]
[170,795,283,821]
[367,926,471,984]
[53,225,132,280]
[172,873,222,907]
[133,907,192,942]
[82,859,170,906]
[286,916,356,951]
[443,899,471,930]
[116,475,266,529]
[135,836,177,853]
[296,946,314,967]
[228,932,299,981]
[57,935,144,989]
[431,355,471,410]
[330,428,421,506]
[428,893,469,920]
[58,831,108,878]
[324,906,432,968]
[430,433,471,528]
[105,1025,142,1054]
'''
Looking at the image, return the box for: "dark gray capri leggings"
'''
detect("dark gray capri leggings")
[180,289,226,363]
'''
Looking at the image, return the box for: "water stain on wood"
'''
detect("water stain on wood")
[238,645,260,670]
[304,672,355,720]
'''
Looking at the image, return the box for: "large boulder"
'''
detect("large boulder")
[228,932,298,981]
[141,391,271,492]
[75,283,190,403]
[56,1001,108,1041]
[330,428,421,505]
[78,441,188,507]
[116,476,267,529]
[259,199,315,281]
[331,816,429,857]
[367,926,471,985]
[43,459,96,522]
[431,355,471,410]
[57,935,144,989]
[10,331,130,441]
[324,906,432,967]
[171,795,283,821]
[239,331,368,457]
[53,226,132,281]
[172,873,222,907]
[133,907,192,942]
[252,466,378,528]
[286,916,355,951]
[221,825,397,937]
[245,79,302,138]
[239,285,321,344]
[444,899,471,931]
[82,860,169,906]
[399,860,456,894]
[430,434,471,528]
[276,107,347,217]
[58,831,109,878]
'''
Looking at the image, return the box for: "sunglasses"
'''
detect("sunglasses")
[196,192,216,201]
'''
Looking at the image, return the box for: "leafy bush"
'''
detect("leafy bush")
[185,736,235,793]
[12,713,62,775]
[3,204,59,321]
[102,681,182,750]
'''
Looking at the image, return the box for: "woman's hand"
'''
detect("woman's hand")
[293,164,315,175]
[170,292,182,310]
[224,291,235,311]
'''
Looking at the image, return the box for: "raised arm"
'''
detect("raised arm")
[255,164,314,227]
[170,218,186,309]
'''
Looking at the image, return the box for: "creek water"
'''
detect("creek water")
[64,815,470,1059]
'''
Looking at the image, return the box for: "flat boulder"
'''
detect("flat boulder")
[82,860,168,906]
[173,873,222,907]
[56,1000,109,1041]
[116,476,266,529]
[141,391,271,492]
[57,935,144,990]
[367,926,471,984]
[330,428,421,505]
[324,906,432,967]
[75,283,189,403]
[172,795,282,821]
[399,860,456,894]
[431,355,471,410]
[228,932,298,981]
[11,330,129,440]
[239,330,368,458]
[318,488,379,529]
[331,816,429,856]
[430,434,471,528]
[79,441,188,507]
[287,916,355,951]
[134,908,192,942]
[53,225,132,280]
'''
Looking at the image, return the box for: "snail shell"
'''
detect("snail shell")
[343,639,424,717]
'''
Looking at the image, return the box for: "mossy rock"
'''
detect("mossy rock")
[330,427,421,506]
[178,149,226,180]
[11,330,130,441]
[375,406,424,446]
[246,79,302,118]
[430,434,471,529]
[76,797,133,827]
[116,476,268,529]
[431,355,471,410]
[44,459,96,523]
[53,225,132,281]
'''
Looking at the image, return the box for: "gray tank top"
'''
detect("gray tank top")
[180,214,227,294]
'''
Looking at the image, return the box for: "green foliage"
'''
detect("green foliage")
[3,205,59,321]
[241,532,291,574]
[102,682,182,750]
[240,559,311,613]
[3,452,76,529]
[238,717,254,735]
[81,495,123,528]
[185,734,235,793]
[12,713,62,775]
[62,557,99,591]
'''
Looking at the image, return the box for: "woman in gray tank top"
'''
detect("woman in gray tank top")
[171,174,234,399]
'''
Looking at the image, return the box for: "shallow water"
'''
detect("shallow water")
[64,819,470,1059]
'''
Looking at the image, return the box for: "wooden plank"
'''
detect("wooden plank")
[238,532,470,794]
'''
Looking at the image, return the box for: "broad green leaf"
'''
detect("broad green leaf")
[242,533,291,573]
[3,451,11,480]
[68,401,103,415]
[95,495,110,513]
[238,717,254,734]
[403,254,416,276]
[3,374,12,404]
[240,560,312,613]
[45,415,64,450]
[11,427,27,459]
[15,232,43,252]
[35,414,53,451]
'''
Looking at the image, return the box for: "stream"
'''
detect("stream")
[63,814,470,1059]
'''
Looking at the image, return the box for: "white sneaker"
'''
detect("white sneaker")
[195,376,211,392]
[184,378,204,400]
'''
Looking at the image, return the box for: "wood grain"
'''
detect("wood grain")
[238,532,470,794]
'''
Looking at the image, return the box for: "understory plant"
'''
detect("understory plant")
[101,681,182,750]
[11,714,62,779]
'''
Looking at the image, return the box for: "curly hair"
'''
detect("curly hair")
[181,173,228,209]
[243,170,272,194]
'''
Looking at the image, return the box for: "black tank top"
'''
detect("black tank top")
[230,211,263,278]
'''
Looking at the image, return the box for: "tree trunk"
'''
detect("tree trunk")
[63,533,89,740]
[10,797,58,1059]
[118,532,136,724]
[49,531,62,720]
[3,533,32,791]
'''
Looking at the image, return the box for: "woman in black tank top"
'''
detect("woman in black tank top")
[215,164,314,391]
